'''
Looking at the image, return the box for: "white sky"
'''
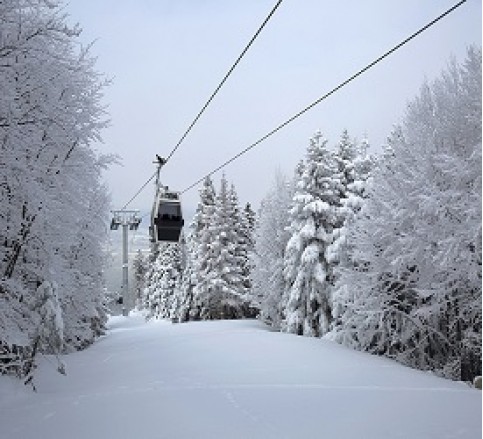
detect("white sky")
[65,0,481,230]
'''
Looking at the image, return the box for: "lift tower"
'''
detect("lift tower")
[110,210,141,316]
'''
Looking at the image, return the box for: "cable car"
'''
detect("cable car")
[150,186,184,243]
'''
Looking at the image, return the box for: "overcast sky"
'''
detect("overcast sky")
[65,0,480,234]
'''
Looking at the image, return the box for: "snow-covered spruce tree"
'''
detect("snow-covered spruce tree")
[158,243,182,320]
[227,185,249,297]
[329,132,373,331]
[198,175,246,319]
[185,176,218,320]
[189,175,255,320]
[281,132,342,337]
[326,130,359,265]
[251,171,295,328]
[173,231,198,322]
[228,185,258,318]
[144,243,181,320]
[0,0,111,376]
[331,47,482,381]
[169,233,187,321]
[132,249,149,309]
[142,253,158,314]
[240,202,256,294]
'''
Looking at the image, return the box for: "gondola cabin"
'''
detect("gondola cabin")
[151,187,184,242]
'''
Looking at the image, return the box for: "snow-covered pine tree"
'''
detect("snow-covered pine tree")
[188,176,217,320]
[144,243,181,320]
[188,175,256,320]
[326,130,358,265]
[281,132,342,337]
[328,130,373,262]
[240,202,256,293]
[169,234,187,321]
[142,254,158,315]
[227,184,249,298]
[329,132,373,331]
[199,175,246,319]
[354,136,373,191]
[251,171,295,328]
[174,231,198,322]
[228,185,258,318]
[331,47,482,381]
[133,249,149,309]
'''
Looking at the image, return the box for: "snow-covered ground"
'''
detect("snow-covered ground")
[0,314,480,439]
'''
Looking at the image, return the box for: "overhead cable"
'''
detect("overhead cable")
[181,0,467,195]
[165,0,284,162]
[120,171,157,211]
[119,0,283,210]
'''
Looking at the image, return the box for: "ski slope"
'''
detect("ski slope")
[0,314,480,439]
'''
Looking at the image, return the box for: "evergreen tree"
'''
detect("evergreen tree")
[240,202,256,293]
[282,132,342,337]
[199,175,244,319]
[189,177,218,320]
[329,132,373,330]
[144,243,181,320]
[186,176,254,319]
[252,171,295,328]
[227,184,249,298]
[175,232,198,322]
[169,234,187,321]
[132,249,149,309]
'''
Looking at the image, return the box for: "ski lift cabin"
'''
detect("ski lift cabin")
[151,187,184,242]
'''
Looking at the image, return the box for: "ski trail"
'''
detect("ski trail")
[0,316,479,439]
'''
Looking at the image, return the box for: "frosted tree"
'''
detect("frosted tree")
[169,234,187,321]
[0,0,111,377]
[244,203,257,240]
[228,186,258,317]
[227,184,249,298]
[25,281,66,387]
[198,175,245,319]
[142,258,158,313]
[329,132,374,331]
[187,176,218,320]
[188,175,255,319]
[282,132,342,337]
[175,232,198,322]
[59,175,111,350]
[240,202,256,294]
[328,130,373,265]
[144,243,181,320]
[251,171,295,328]
[331,47,482,381]
[133,250,149,309]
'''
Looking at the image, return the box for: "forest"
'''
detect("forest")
[0,0,481,387]
[137,46,482,382]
